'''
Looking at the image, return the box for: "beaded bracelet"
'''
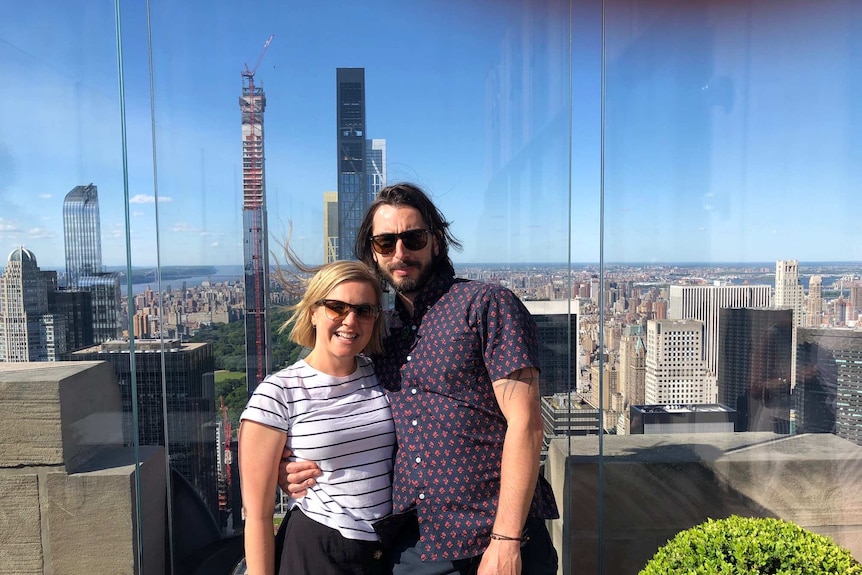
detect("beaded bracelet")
[489,532,530,543]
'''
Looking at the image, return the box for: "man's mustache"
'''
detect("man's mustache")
[388,260,419,270]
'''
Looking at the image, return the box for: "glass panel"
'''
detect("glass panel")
[19,0,860,573]
[0,2,158,573]
[143,2,575,573]
[597,1,861,574]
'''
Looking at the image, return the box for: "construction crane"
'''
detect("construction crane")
[243,34,274,82]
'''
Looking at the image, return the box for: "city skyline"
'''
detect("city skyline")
[1,1,860,269]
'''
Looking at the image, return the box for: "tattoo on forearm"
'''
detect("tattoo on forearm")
[494,368,539,401]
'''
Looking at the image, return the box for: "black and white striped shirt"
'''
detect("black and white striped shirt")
[241,355,395,541]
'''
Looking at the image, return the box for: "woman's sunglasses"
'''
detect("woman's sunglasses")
[369,229,431,255]
[316,299,381,321]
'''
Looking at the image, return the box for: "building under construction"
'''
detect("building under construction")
[240,37,273,394]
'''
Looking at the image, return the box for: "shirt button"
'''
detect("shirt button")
[411,388,418,395]
[406,355,412,361]
[418,493,425,500]
[415,457,422,464]
[411,419,418,426]
[412,325,417,331]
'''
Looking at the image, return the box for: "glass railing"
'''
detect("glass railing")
[2,1,859,574]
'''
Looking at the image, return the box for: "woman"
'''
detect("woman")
[239,260,395,575]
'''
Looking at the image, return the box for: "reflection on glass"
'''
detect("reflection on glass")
[2,0,861,573]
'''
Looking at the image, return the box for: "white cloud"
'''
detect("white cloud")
[104,223,127,240]
[130,194,174,204]
[133,211,145,217]
[0,218,20,233]
[171,222,197,233]
[38,194,52,199]
[28,227,55,239]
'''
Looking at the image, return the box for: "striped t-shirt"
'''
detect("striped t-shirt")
[240,355,395,541]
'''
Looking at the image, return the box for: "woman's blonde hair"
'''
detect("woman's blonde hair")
[280,260,385,355]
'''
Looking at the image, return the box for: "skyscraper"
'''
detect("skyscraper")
[78,274,122,343]
[795,328,862,445]
[807,275,824,327]
[68,339,219,519]
[63,183,102,289]
[240,57,272,393]
[619,324,647,407]
[336,68,367,260]
[523,300,579,396]
[323,191,338,263]
[62,184,121,344]
[47,288,93,352]
[717,307,792,432]
[774,259,806,385]
[849,283,862,321]
[668,284,772,381]
[0,247,67,362]
[774,260,806,328]
[645,319,712,405]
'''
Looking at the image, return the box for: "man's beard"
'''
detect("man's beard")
[378,258,435,294]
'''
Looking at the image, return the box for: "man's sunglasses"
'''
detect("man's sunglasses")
[369,229,431,255]
[316,299,381,321]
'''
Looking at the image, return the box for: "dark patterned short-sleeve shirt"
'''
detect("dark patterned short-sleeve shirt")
[373,273,559,561]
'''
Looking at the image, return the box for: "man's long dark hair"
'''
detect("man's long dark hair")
[354,182,462,278]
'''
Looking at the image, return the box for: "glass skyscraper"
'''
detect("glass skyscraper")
[717,307,792,432]
[63,184,102,289]
[62,183,121,343]
[336,67,367,260]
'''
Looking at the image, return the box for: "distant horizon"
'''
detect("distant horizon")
[13,256,862,272]
[57,259,862,272]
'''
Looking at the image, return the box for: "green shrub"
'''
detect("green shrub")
[639,515,862,575]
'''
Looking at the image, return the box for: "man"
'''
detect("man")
[282,183,558,575]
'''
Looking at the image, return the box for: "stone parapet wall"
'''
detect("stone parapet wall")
[0,363,166,575]
[545,433,862,575]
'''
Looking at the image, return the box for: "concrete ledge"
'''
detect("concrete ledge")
[46,446,166,575]
[0,362,122,472]
[546,433,862,575]
[0,362,167,575]
[0,475,42,572]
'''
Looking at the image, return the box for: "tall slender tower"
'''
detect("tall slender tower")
[63,183,102,289]
[336,68,367,260]
[240,37,273,393]
[775,260,806,327]
[62,184,121,343]
[807,275,824,327]
[775,259,806,386]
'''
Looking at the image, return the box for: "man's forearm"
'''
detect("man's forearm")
[493,415,543,537]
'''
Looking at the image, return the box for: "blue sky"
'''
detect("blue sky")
[0,0,859,269]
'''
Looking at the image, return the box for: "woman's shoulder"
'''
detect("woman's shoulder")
[268,360,315,384]
[356,354,375,370]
